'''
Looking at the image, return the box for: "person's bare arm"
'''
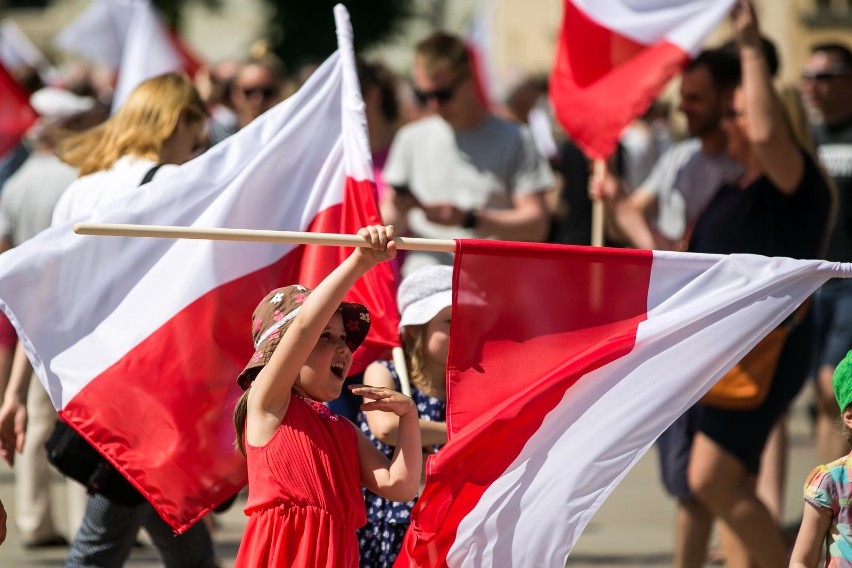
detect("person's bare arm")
[789,501,832,568]
[361,362,447,448]
[353,385,421,502]
[0,343,33,466]
[246,226,396,448]
[614,188,667,250]
[421,191,550,242]
[733,0,803,194]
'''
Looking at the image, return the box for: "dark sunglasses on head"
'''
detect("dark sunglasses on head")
[413,74,468,106]
[241,86,277,100]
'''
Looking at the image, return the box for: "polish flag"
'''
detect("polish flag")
[54,0,202,111]
[0,5,397,532]
[397,240,849,567]
[111,0,204,112]
[0,59,37,157]
[550,0,734,159]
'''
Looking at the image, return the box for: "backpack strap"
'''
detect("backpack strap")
[139,164,164,186]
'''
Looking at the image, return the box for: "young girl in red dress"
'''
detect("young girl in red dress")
[232,225,422,567]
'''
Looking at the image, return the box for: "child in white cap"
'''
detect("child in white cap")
[356,264,452,567]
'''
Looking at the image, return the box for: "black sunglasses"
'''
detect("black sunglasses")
[241,86,277,100]
[413,74,468,105]
[801,70,851,82]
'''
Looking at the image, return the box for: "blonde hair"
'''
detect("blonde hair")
[233,388,252,457]
[402,326,432,393]
[778,85,816,157]
[59,72,208,176]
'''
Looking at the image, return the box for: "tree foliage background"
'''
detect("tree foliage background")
[261,1,415,68]
[152,0,419,71]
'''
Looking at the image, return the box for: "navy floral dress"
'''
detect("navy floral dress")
[356,360,446,568]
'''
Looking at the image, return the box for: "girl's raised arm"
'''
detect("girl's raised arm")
[246,225,396,445]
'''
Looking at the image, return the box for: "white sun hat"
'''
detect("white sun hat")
[397,265,453,330]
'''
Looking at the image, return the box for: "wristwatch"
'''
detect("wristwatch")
[462,209,479,230]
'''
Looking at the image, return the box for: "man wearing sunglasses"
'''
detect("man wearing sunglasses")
[802,42,852,469]
[382,31,553,275]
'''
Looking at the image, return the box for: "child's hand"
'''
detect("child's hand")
[350,384,414,417]
[355,225,397,265]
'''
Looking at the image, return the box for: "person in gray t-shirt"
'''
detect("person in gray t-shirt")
[382,31,553,274]
[611,49,743,251]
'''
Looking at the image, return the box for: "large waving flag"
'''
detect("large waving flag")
[0,59,37,158]
[0,4,397,532]
[550,0,734,159]
[398,240,849,567]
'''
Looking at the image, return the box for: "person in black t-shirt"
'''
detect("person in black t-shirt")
[662,3,833,567]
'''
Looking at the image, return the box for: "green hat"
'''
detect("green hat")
[833,350,852,412]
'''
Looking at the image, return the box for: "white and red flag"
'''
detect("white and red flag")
[398,240,849,567]
[110,0,203,112]
[54,0,203,112]
[0,4,397,532]
[550,0,734,159]
[0,59,37,158]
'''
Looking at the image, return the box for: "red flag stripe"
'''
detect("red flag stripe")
[0,61,37,157]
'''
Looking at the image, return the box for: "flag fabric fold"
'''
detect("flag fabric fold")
[397,240,850,567]
[550,0,735,159]
[0,4,397,532]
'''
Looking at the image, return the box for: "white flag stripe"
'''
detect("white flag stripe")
[111,0,183,112]
[571,0,736,55]
[54,0,130,69]
[0,50,347,409]
[448,254,847,566]
[336,5,374,182]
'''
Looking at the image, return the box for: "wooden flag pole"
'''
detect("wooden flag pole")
[591,159,607,248]
[73,223,456,253]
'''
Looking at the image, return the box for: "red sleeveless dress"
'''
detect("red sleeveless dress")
[234,394,366,567]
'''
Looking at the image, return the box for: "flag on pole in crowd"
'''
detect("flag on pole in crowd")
[397,240,849,567]
[466,0,500,109]
[54,0,203,111]
[549,0,735,160]
[0,19,61,86]
[0,4,398,532]
[0,59,38,158]
[54,0,129,69]
[110,0,190,112]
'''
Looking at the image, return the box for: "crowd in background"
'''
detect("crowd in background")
[0,0,851,566]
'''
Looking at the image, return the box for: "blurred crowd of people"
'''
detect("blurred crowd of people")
[0,0,851,566]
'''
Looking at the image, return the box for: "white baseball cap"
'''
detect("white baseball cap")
[397,265,453,330]
[29,87,95,121]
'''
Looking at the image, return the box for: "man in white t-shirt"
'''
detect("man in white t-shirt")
[613,48,744,251]
[382,32,553,274]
